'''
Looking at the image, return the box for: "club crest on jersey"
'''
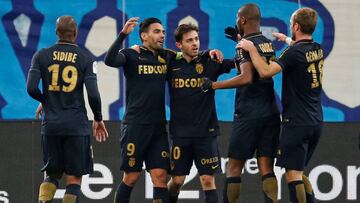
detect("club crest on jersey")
[158,55,166,63]
[128,157,135,167]
[195,63,203,74]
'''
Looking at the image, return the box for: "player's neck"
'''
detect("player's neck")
[182,52,196,63]
[58,38,76,44]
[243,27,260,37]
[142,43,157,54]
[294,33,312,42]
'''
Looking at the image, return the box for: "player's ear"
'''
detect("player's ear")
[141,32,147,42]
[175,42,182,49]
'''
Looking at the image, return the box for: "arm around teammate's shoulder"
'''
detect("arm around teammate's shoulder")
[237,39,282,78]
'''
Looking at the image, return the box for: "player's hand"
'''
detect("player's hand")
[130,44,141,53]
[201,77,213,92]
[121,17,139,35]
[92,120,109,142]
[209,49,223,63]
[236,39,255,52]
[35,103,43,120]
[272,32,287,42]
[272,32,293,45]
[224,26,241,43]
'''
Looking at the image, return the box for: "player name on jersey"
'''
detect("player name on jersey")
[258,42,274,53]
[52,51,77,63]
[306,49,323,63]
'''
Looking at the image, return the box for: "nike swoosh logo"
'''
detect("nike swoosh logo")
[138,57,147,61]
[211,165,219,169]
[172,68,181,71]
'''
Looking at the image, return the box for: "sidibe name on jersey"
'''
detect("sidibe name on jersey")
[138,65,167,75]
[52,51,77,63]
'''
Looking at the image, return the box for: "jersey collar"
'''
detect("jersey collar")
[57,40,78,46]
[294,39,314,45]
[243,32,263,40]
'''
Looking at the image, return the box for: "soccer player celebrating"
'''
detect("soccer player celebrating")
[167,24,235,203]
[202,4,280,203]
[27,15,108,203]
[238,7,323,203]
[105,17,171,203]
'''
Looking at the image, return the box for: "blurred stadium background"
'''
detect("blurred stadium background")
[0,0,359,202]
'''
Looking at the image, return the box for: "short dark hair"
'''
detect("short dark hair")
[293,7,318,35]
[139,17,162,38]
[174,24,199,42]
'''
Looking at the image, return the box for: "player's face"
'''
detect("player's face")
[177,30,200,58]
[143,23,165,50]
[236,11,245,37]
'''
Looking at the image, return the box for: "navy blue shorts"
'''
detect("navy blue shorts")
[276,124,322,171]
[228,115,280,160]
[41,135,93,176]
[119,124,170,172]
[170,136,221,176]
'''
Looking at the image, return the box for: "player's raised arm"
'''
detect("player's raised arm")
[104,17,139,67]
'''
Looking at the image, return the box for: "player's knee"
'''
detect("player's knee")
[66,175,82,185]
[227,161,243,177]
[171,176,185,188]
[285,170,303,183]
[200,175,215,190]
[150,170,168,186]
[123,172,141,186]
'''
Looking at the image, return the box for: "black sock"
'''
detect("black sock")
[204,189,218,203]
[114,182,133,203]
[223,177,241,203]
[153,187,169,203]
[288,180,306,203]
[63,184,81,203]
[302,175,317,203]
[262,173,278,203]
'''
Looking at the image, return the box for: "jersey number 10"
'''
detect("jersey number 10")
[48,64,78,92]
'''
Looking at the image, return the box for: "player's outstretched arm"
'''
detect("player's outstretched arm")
[212,61,253,90]
[104,17,139,67]
[272,32,294,46]
[237,39,282,78]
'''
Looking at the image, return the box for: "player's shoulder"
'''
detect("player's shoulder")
[278,45,297,60]
[245,32,271,44]
[247,33,275,55]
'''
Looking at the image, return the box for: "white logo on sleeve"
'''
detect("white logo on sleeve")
[93,61,98,74]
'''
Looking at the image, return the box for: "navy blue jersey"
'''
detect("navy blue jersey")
[168,53,234,138]
[235,32,279,120]
[275,39,323,125]
[27,42,102,136]
[105,33,168,124]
